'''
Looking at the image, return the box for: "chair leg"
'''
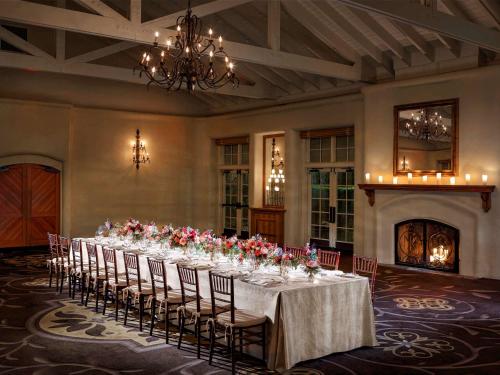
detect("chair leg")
[85,280,92,307]
[115,291,120,321]
[102,286,109,315]
[165,305,170,344]
[80,277,86,305]
[231,333,236,375]
[48,264,53,287]
[67,272,72,297]
[149,299,156,336]
[124,294,131,326]
[95,280,100,312]
[196,319,201,359]
[55,267,60,291]
[139,294,144,332]
[177,315,185,349]
[208,322,215,365]
[71,275,77,299]
[59,269,65,294]
[239,328,243,353]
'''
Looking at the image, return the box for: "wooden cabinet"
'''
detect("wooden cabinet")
[0,164,60,248]
[250,207,285,245]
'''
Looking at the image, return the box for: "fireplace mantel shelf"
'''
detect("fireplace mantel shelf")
[358,184,496,212]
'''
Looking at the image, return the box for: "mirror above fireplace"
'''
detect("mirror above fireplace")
[394,98,459,176]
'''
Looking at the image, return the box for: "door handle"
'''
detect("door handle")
[329,207,336,223]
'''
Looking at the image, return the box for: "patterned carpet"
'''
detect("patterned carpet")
[1,251,500,375]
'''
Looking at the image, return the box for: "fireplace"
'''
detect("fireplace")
[395,219,459,273]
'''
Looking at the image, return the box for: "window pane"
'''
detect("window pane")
[337,172,346,186]
[321,137,331,149]
[337,188,346,199]
[241,144,249,164]
[338,200,346,213]
[337,229,346,242]
[347,188,354,200]
[338,214,346,228]
[347,170,355,185]
[336,148,348,162]
[337,136,348,148]
[321,213,329,224]
[321,227,329,240]
[310,150,320,162]
[320,172,329,185]
[347,148,355,161]
[321,149,331,162]
[321,188,329,199]
[312,199,320,211]
[346,229,354,243]
[320,199,329,212]
[310,138,321,149]
[347,215,354,228]
[312,187,320,199]
[347,200,354,214]
[311,212,320,225]
[311,226,320,239]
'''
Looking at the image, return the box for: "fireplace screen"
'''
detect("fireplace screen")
[395,219,459,273]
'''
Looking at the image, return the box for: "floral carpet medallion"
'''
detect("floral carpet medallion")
[38,300,163,347]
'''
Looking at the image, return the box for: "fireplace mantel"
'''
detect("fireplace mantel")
[358,184,496,212]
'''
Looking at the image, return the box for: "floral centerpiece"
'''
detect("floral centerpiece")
[120,218,145,242]
[303,245,321,282]
[198,230,220,260]
[169,226,199,254]
[144,222,159,241]
[220,235,239,257]
[96,218,113,237]
[158,224,174,246]
[238,234,277,270]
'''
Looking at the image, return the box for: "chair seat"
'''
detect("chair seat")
[185,299,230,316]
[216,309,267,328]
[154,289,185,304]
[126,282,153,296]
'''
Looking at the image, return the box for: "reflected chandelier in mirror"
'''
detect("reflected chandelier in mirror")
[394,99,458,176]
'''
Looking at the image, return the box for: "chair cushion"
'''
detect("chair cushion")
[185,299,230,316]
[126,282,153,295]
[154,289,184,304]
[216,309,267,328]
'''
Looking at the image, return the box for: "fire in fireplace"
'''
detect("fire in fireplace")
[395,219,459,273]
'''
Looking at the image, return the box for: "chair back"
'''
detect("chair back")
[102,247,118,283]
[284,245,304,258]
[209,271,235,323]
[318,249,341,270]
[70,239,82,270]
[353,255,378,297]
[147,258,168,297]
[48,233,59,261]
[123,252,143,291]
[177,264,201,309]
[86,242,100,278]
[59,236,71,266]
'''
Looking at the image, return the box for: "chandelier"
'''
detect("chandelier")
[400,108,449,142]
[135,0,238,92]
[132,129,150,169]
[265,138,285,206]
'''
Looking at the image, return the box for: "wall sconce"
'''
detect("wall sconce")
[131,129,150,169]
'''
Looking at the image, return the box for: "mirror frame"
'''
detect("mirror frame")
[393,98,459,177]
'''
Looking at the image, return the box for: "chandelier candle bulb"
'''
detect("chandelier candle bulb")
[392,176,398,184]
[208,28,213,38]
[378,176,383,184]
[365,173,371,183]
[218,36,223,48]
[465,174,471,184]
[407,172,413,184]
[422,175,428,183]
[482,174,488,185]
[450,177,456,185]
[436,172,442,184]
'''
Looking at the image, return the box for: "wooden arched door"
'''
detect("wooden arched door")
[0,164,60,248]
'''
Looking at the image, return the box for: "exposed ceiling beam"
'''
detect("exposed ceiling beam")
[56,30,65,62]
[0,25,54,60]
[74,0,127,21]
[143,0,253,29]
[281,0,360,65]
[239,64,293,95]
[440,0,470,20]
[479,0,500,29]
[0,51,276,99]
[269,68,305,92]
[0,0,362,81]
[267,0,280,51]
[336,0,500,53]
[391,22,435,62]
[65,41,136,64]
[348,7,410,66]
[129,0,141,24]
[435,34,461,58]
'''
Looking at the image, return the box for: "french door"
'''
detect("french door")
[221,170,249,238]
[0,164,60,248]
[309,168,354,250]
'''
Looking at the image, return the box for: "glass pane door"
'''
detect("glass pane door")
[310,170,331,244]
[222,170,249,238]
[336,169,355,250]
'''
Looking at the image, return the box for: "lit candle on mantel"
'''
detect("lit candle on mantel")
[393,176,398,184]
[450,176,456,185]
[378,175,384,184]
[407,172,413,184]
[465,174,471,185]
[482,174,488,185]
[422,175,428,184]
[365,173,371,183]
[436,172,442,184]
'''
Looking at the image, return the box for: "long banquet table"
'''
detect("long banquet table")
[77,238,378,371]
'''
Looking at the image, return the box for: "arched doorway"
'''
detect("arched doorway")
[0,164,60,248]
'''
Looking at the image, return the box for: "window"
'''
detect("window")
[336,135,355,162]
[336,169,355,244]
[310,170,330,241]
[223,144,238,165]
[310,137,331,163]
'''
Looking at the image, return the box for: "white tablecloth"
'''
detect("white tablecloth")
[77,239,377,370]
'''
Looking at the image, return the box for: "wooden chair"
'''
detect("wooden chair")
[58,236,72,295]
[283,245,304,258]
[102,247,128,320]
[84,243,107,312]
[147,258,184,343]
[69,239,86,302]
[177,264,229,358]
[318,249,341,270]
[123,252,152,331]
[47,233,61,289]
[353,255,378,298]
[208,271,267,374]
